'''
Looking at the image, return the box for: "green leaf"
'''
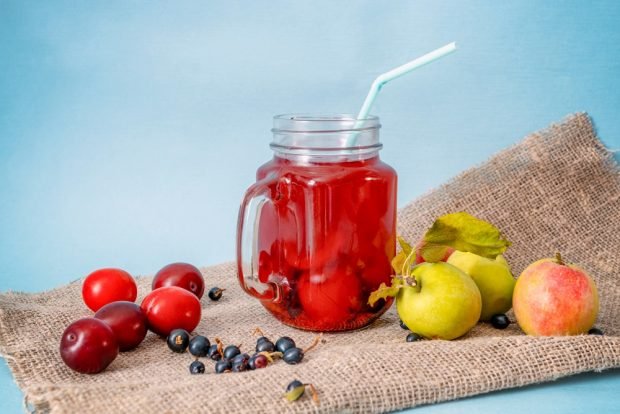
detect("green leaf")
[419,243,452,263]
[392,236,416,274]
[422,212,510,259]
[367,275,419,306]
[285,385,306,402]
[397,236,413,255]
[368,281,401,307]
[391,251,407,274]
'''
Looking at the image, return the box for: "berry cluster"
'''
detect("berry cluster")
[166,327,320,374]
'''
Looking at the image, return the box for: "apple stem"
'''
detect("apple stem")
[404,276,417,287]
[555,252,565,266]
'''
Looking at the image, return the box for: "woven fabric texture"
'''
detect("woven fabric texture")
[1,113,619,413]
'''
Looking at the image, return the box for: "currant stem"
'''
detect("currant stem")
[305,383,320,404]
[214,337,224,358]
[303,334,323,353]
[252,327,265,337]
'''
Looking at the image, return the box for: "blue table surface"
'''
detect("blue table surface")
[1,1,619,412]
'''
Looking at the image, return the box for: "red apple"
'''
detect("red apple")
[513,254,599,336]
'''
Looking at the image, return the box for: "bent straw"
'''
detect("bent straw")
[347,42,457,146]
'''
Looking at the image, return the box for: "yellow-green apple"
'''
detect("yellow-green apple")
[513,254,599,336]
[396,262,481,340]
[447,251,516,321]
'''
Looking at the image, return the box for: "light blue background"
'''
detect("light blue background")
[1,1,619,412]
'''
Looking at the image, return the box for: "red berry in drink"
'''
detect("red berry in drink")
[82,268,137,312]
[60,318,118,374]
[94,301,148,351]
[298,268,363,325]
[152,262,205,299]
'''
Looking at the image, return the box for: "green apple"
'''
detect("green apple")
[447,251,515,321]
[396,262,481,340]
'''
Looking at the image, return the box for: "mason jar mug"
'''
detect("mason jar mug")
[237,114,397,331]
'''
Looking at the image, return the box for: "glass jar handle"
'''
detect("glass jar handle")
[236,174,281,302]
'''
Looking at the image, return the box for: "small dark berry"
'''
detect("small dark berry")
[208,344,222,361]
[208,287,223,301]
[223,344,241,360]
[285,380,305,401]
[399,319,409,330]
[232,353,250,365]
[286,379,304,393]
[490,314,510,330]
[254,354,268,369]
[231,361,248,372]
[256,339,275,353]
[167,329,190,353]
[215,359,231,374]
[406,333,423,342]
[588,327,604,335]
[189,360,205,374]
[188,335,211,357]
[283,347,304,364]
[247,354,257,370]
[275,336,296,353]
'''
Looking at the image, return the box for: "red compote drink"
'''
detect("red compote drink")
[237,115,396,331]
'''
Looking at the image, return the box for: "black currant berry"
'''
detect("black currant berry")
[490,314,510,330]
[406,333,423,342]
[256,339,275,353]
[247,354,257,370]
[208,287,224,301]
[215,359,231,374]
[189,360,205,374]
[232,353,250,366]
[223,344,241,360]
[283,347,304,364]
[588,327,604,335]
[167,329,190,353]
[399,319,409,330]
[231,361,248,372]
[286,379,303,393]
[285,380,305,401]
[188,335,211,357]
[275,336,296,353]
[208,344,222,361]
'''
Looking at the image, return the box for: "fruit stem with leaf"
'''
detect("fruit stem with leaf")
[368,212,511,306]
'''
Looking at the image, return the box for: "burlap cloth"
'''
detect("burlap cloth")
[1,113,619,413]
